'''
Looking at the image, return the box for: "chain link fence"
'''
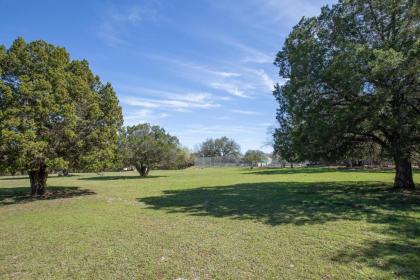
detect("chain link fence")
[194,156,244,167]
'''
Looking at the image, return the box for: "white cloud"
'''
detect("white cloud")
[258,70,275,91]
[244,68,275,91]
[149,55,255,99]
[110,7,144,24]
[217,36,273,64]
[209,82,249,98]
[181,125,252,135]
[231,109,260,115]
[98,4,159,46]
[151,55,241,77]
[255,0,331,23]
[124,109,169,126]
[121,92,220,111]
[148,53,279,99]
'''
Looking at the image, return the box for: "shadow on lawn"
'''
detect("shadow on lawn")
[139,181,419,225]
[0,186,95,206]
[79,175,165,181]
[0,176,29,181]
[0,174,81,180]
[139,181,420,278]
[243,167,400,175]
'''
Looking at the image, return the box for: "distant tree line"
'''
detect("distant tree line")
[195,137,269,168]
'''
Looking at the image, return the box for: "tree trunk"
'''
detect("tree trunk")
[290,162,294,168]
[28,165,48,195]
[393,157,415,190]
[140,166,149,176]
[134,164,149,176]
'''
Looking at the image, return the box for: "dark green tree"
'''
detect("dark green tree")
[0,38,123,194]
[159,147,195,170]
[273,87,300,168]
[198,136,241,158]
[124,123,180,176]
[243,150,267,169]
[274,0,419,189]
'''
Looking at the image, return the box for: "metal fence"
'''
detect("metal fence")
[194,156,243,167]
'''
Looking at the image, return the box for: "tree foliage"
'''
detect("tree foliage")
[198,136,241,158]
[273,0,419,189]
[243,150,267,168]
[123,123,182,176]
[0,38,123,194]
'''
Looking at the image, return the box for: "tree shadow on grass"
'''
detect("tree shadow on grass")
[139,181,420,278]
[139,181,420,225]
[0,174,81,180]
[243,167,400,175]
[0,186,96,206]
[79,175,166,181]
[0,176,29,181]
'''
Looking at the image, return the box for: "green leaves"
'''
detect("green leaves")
[123,123,182,174]
[198,137,241,158]
[0,37,123,174]
[243,150,267,167]
[273,0,419,164]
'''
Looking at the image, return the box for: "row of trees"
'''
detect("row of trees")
[0,40,263,197]
[196,136,268,167]
[273,0,419,189]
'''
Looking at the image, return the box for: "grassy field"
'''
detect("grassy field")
[0,167,419,279]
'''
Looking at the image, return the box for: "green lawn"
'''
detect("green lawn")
[0,167,419,279]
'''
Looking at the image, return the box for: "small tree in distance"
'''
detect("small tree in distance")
[123,123,181,176]
[243,150,267,169]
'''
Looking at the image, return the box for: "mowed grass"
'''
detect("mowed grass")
[0,168,419,280]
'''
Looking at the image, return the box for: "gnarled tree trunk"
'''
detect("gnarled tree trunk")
[140,166,149,176]
[134,164,149,177]
[28,164,48,195]
[393,157,415,190]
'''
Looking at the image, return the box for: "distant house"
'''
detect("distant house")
[257,155,272,167]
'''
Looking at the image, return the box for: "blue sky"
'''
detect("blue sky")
[1,0,336,153]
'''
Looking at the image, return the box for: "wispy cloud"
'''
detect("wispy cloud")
[211,0,332,27]
[209,82,249,98]
[220,37,273,64]
[121,92,220,111]
[231,109,260,115]
[181,124,253,135]
[254,0,330,23]
[243,68,275,91]
[124,109,169,126]
[149,55,277,99]
[98,3,159,46]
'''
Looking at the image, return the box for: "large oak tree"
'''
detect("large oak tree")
[198,137,241,158]
[0,38,123,194]
[273,0,419,189]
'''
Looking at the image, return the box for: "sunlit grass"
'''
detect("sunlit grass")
[1,167,419,279]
